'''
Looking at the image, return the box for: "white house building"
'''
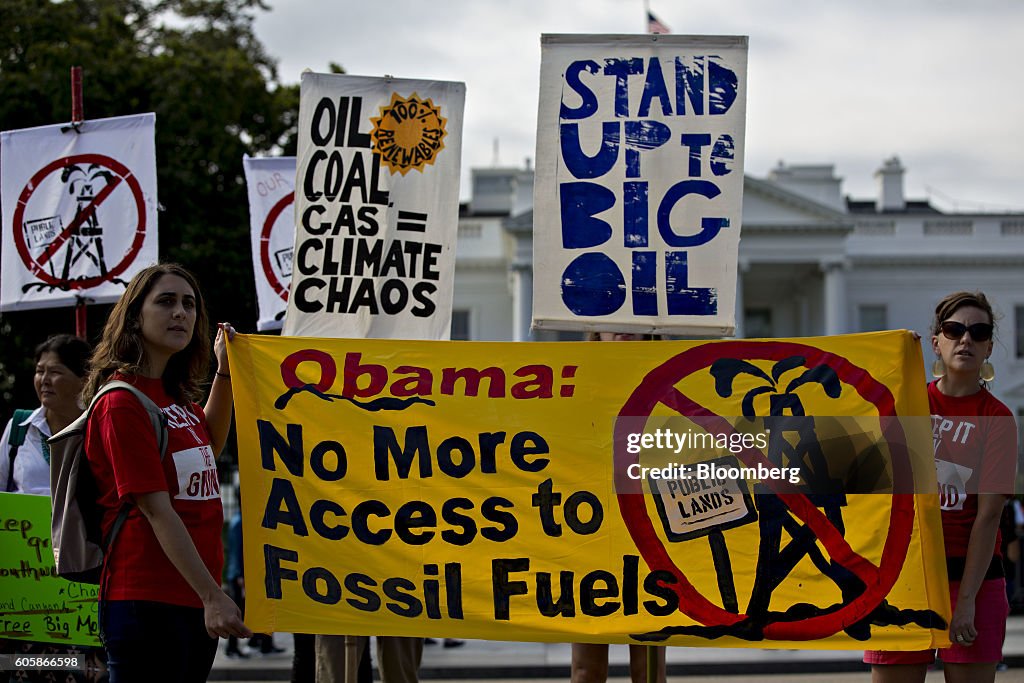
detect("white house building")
[453,157,1024,420]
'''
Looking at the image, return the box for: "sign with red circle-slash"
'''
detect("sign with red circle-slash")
[12,154,146,288]
[1,114,157,312]
[243,156,296,331]
[260,192,295,301]
[615,340,916,642]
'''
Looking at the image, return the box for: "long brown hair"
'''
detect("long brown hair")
[84,263,211,403]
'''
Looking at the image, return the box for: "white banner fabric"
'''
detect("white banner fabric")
[282,73,465,340]
[1,113,158,311]
[244,155,296,331]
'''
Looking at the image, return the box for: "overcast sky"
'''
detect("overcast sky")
[253,0,1024,212]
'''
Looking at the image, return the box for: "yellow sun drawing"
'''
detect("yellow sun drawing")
[370,93,448,176]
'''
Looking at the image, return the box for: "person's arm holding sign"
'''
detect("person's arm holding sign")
[205,322,236,456]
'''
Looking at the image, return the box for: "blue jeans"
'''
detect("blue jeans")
[100,600,217,683]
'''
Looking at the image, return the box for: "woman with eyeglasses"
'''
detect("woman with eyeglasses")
[867,292,1016,683]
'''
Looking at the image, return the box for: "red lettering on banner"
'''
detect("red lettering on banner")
[280,350,579,401]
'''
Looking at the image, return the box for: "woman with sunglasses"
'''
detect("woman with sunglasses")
[867,292,1016,683]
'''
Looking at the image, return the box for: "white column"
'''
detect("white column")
[796,295,810,337]
[733,260,750,338]
[821,259,848,335]
[511,264,533,342]
[505,218,535,342]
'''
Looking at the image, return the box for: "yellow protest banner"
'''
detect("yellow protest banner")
[230,331,950,650]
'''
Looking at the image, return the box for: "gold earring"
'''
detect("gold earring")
[931,357,946,378]
[980,359,995,382]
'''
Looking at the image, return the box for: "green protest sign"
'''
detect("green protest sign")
[0,492,101,646]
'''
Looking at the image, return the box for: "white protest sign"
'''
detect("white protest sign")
[533,35,748,335]
[244,155,296,331]
[282,73,465,340]
[1,113,158,311]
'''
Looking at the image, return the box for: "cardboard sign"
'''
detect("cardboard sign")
[0,493,100,645]
[533,35,747,335]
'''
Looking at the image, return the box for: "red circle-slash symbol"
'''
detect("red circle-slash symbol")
[615,340,915,641]
[259,192,294,301]
[12,153,147,289]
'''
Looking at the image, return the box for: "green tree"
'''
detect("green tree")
[0,0,299,415]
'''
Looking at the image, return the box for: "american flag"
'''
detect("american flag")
[648,11,670,34]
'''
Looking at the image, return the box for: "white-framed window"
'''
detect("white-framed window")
[858,305,888,332]
[451,309,471,341]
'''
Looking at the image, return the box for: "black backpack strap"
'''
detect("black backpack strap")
[104,506,134,552]
[5,409,35,492]
[89,381,169,552]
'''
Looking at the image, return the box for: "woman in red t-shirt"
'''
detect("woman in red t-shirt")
[83,263,251,682]
[867,291,1016,683]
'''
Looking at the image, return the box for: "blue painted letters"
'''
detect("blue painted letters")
[555,51,739,318]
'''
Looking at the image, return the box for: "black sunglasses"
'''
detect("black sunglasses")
[940,321,993,342]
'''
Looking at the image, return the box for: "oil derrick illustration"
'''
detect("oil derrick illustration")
[711,356,872,636]
[58,163,114,282]
[706,356,942,640]
[630,351,944,645]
